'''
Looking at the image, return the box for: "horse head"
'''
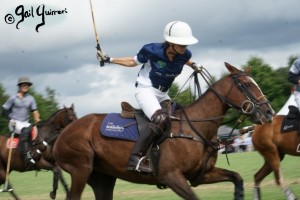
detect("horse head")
[213,62,275,124]
[51,103,77,131]
[61,103,77,128]
[36,104,77,140]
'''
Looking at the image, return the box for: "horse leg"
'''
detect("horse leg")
[66,169,91,200]
[59,171,70,194]
[158,170,199,200]
[49,165,69,199]
[253,150,296,200]
[253,162,273,200]
[0,161,19,200]
[56,153,93,200]
[87,171,116,200]
[50,169,59,199]
[190,167,244,200]
[7,182,21,200]
[277,153,298,200]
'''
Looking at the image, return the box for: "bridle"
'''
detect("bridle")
[169,67,271,152]
[199,67,270,116]
[171,68,270,122]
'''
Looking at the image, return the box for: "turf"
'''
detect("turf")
[1,151,299,200]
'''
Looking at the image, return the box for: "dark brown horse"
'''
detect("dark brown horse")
[54,63,274,200]
[0,104,77,200]
[251,112,300,200]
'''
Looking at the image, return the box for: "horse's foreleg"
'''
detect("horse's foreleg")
[190,167,244,200]
[158,170,199,200]
[50,169,59,199]
[7,182,21,200]
[87,171,116,200]
[49,165,69,199]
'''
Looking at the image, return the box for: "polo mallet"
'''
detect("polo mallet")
[89,0,105,67]
[0,126,15,192]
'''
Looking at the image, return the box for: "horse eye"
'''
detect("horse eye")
[244,82,251,87]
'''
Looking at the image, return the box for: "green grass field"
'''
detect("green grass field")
[1,151,299,200]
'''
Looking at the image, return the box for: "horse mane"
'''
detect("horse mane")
[36,108,64,127]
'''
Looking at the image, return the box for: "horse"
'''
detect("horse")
[0,104,77,200]
[250,109,300,200]
[53,62,274,200]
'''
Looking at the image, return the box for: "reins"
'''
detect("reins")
[30,107,77,164]
[169,66,262,153]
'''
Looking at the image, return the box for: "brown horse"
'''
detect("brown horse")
[54,62,274,200]
[251,112,300,200]
[0,104,77,200]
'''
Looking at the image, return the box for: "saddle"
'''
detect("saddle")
[6,126,38,149]
[120,101,174,118]
[101,101,178,176]
[120,102,142,118]
[281,105,300,133]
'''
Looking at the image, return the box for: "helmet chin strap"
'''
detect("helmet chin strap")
[167,44,180,55]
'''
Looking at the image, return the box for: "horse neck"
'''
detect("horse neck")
[40,110,65,132]
[187,89,229,119]
[178,87,231,137]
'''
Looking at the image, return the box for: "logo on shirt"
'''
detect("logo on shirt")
[157,61,166,68]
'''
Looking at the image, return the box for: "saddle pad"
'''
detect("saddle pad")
[31,126,38,140]
[281,117,299,133]
[5,125,38,149]
[100,113,139,141]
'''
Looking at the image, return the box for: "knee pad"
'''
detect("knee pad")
[20,126,32,141]
[150,109,171,136]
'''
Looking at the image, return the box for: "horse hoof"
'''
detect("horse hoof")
[50,191,56,199]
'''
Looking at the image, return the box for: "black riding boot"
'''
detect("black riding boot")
[126,127,155,173]
[127,109,171,173]
[19,126,34,164]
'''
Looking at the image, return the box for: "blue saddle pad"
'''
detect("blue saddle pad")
[100,113,139,141]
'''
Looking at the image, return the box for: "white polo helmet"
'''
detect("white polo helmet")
[164,21,198,45]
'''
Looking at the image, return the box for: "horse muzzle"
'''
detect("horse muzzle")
[252,104,275,124]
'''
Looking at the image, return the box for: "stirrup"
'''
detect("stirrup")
[297,143,300,153]
[135,156,146,172]
[135,156,152,173]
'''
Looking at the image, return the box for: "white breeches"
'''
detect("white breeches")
[9,120,31,134]
[135,86,170,120]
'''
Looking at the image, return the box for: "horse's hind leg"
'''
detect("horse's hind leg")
[87,171,116,200]
[158,170,199,200]
[67,170,91,200]
[253,150,294,200]
[191,167,244,200]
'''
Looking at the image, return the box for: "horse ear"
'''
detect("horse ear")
[224,62,238,74]
[244,66,251,74]
[71,103,74,110]
[63,105,66,109]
